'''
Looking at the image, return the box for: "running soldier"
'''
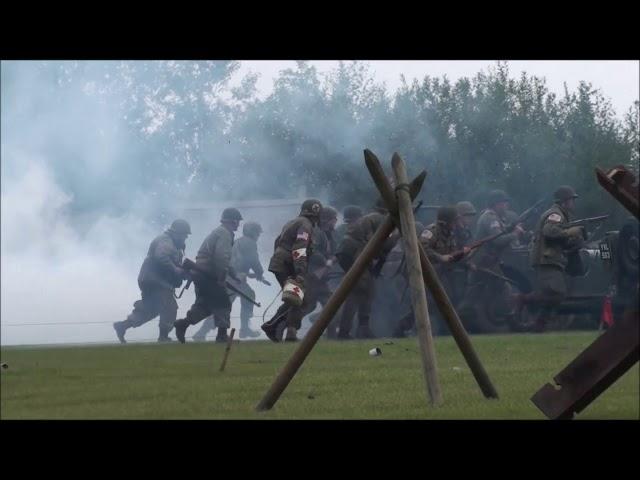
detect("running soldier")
[113,219,191,343]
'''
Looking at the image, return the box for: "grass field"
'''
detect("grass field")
[1,332,638,419]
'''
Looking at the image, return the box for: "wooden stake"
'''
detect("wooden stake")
[255,172,426,412]
[219,328,236,372]
[391,153,442,406]
[365,149,498,399]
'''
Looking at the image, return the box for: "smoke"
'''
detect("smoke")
[1,61,183,345]
[0,61,292,345]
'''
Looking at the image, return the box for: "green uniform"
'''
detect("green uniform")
[530,203,583,302]
[193,234,264,339]
[264,215,316,332]
[116,231,185,340]
[459,208,519,333]
[180,225,235,331]
[336,211,396,338]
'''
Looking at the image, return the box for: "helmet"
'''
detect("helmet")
[437,206,459,224]
[300,199,323,218]
[243,221,263,238]
[456,201,477,216]
[342,205,363,222]
[319,206,338,223]
[414,221,425,235]
[487,190,510,207]
[554,185,579,202]
[168,219,191,235]
[221,207,243,222]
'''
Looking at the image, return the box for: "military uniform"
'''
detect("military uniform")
[459,203,521,332]
[193,227,264,340]
[113,220,189,343]
[528,202,584,318]
[262,200,322,342]
[174,208,243,343]
[335,209,396,339]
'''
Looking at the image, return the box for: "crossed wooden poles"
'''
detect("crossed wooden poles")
[256,150,498,412]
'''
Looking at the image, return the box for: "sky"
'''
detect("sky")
[232,60,639,119]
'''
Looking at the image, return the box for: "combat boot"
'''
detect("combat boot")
[113,320,131,344]
[174,319,189,344]
[261,311,288,343]
[158,326,174,343]
[216,328,229,343]
[284,327,299,342]
[337,329,353,341]
[356,324,375,339]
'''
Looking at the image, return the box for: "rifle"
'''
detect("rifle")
[466,264,520,286]
[449,196,548,261]
[181,258,262,307]
[563,215,609,228]
[372,200,423,277]
[247,272,272,286]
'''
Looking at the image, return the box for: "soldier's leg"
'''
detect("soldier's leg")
[356,277,375,339]
[534,266,567,332]
[284,290,317,342]
[174,284,214,344]
[192,316,216,341]
[261,273,290,342]
[113,289,161,344]
[212,306,232,342]
[337,293,358,339]
[157,291,178,342]
[239,284,259,338]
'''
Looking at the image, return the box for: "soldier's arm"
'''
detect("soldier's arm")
[420,231,448,264]
[154,237,184,281]
[542,214,583,247]
[483,216,519,249]
[246,241,264,279]
[291,224,313,277]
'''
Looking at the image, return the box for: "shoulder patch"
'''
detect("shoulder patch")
[490,220,501,229]
[296,231,310,242]
[547,213,562,223]
[421,230,434,240]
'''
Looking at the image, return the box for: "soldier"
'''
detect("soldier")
[393,207,469,337]
[173,208,243,343]
[305,207,339,334]
[261,199,323,342]
[458,190,525,332]
[192,221,265,340]
[333,205,363,247]
[525,185,585,332]
[335,199,397,339]
[321,205,363,338]
[455,201,477,248]
[113,219,191,344]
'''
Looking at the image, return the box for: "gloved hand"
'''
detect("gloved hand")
[292,275,305,288]
[566,226,587,240]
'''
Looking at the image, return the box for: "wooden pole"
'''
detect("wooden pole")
[391,153,442,405]
[365,149,498,399]
[255,172,426,412]
[219,328,236,372]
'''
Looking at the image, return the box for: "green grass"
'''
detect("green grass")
[1,332,638,419]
